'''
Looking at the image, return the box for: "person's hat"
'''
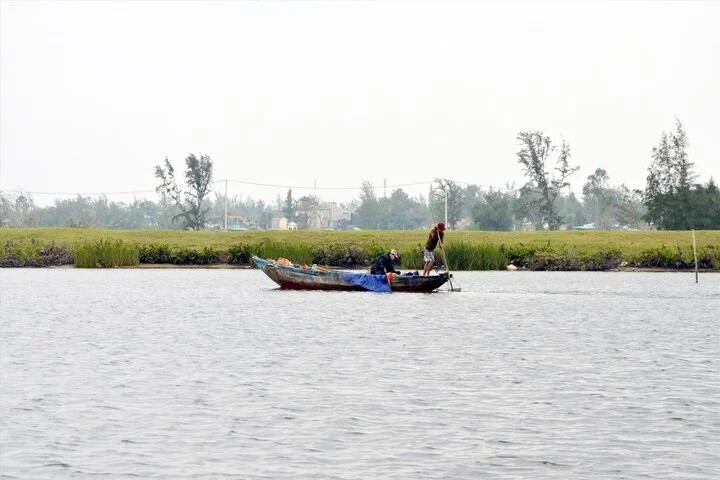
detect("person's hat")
[437,223,446,231]
[390,249,398,256]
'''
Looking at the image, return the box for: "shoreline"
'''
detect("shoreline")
[30,264,714,273]
[2,228,718,272]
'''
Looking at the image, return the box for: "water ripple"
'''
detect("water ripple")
[1,269,718,479]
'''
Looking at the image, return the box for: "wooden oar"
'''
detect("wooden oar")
[438,239,460,292]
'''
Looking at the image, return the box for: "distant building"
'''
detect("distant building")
[306,201,349,230]
[276,216,289,230]
[575,223,596,230]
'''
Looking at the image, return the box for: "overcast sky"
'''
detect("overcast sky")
[1,0,718,207]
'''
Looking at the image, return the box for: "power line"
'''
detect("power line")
[1,179,593,199]
[215,179,433,190]
[1,189,157,196]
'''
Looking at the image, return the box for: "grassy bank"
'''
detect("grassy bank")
[1,227,719,271]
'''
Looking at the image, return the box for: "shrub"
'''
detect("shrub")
[75,239,138,268]
[228,243,253,264]
[138,243,173,264]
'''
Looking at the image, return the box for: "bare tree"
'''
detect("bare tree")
[154,154,213,230]
[293,195,322,229]
[0,191,37,227]
[516,131,578,230]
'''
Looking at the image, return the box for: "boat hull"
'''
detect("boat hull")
[252,256,448,292]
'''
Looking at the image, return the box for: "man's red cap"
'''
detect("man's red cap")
[437,223,446,231]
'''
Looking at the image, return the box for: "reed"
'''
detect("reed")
[74,239,139,268]
[249,240,317,266]
[448,241,508,270]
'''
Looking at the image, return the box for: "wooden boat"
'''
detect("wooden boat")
[252,256,450,292]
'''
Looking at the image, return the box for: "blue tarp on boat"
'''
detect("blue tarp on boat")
[340,273,392,292]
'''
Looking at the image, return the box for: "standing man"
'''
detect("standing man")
[422,222,445,276]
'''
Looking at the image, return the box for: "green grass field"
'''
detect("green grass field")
[1,227,718,270]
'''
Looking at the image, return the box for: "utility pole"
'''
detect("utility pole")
[444,190,448,227]
[224,180,228,231]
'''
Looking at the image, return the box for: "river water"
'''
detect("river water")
[1,268,718,479]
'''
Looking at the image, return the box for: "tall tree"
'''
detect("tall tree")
[430,178,463,228]
[293,195,321,229]
[557,192,587,229]
[614,185,646,229]
[283,188,295,220]
[516,131,579,230]
[582,168,619,228]
[471,189,515,230]
[154,154,213,230]
[685,179,720,229]
[378,188,428,230]
[643,119,697,229]
[354,180,381,229]
[460,184,483,222]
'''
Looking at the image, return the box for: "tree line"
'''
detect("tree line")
[2,119,718,230]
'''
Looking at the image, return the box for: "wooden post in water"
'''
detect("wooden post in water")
[692,229,698,283]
